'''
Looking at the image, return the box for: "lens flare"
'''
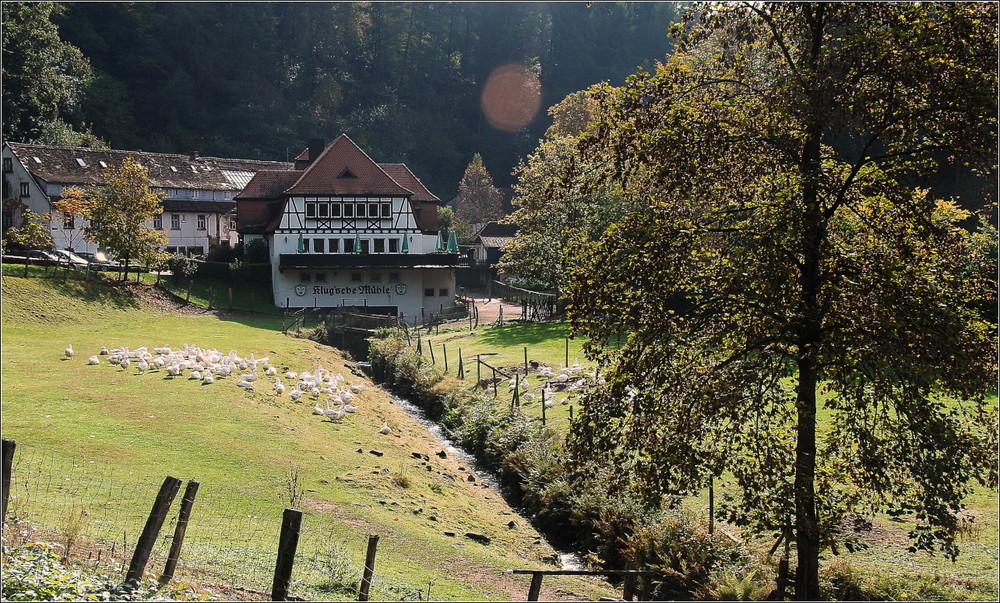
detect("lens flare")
[480,63,542,132]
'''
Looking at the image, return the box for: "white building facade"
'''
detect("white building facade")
[236,135,460,318]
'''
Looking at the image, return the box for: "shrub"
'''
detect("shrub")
[622,509,752,600]
[244,238,269,263]
[165,254,198,280]
[0,542,195,601]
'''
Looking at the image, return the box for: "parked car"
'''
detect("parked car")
[52,249,90,268]
[76,251,121,271]
[22,250,62,266]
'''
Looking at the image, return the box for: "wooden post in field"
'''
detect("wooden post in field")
[492,367,498,398]
[228,287,234,310]
[565,337,569,367]
[207,286,214,310]
[124,476,182,589]
[2,438,15,524]
[429,342,435,365]
[476,358,481,385]
[524,347,529,377]
[159,480,200,586]
[526,573,544,601]
[541,389,546,426]
[23,257,29,277]
[457,348,464,379]
[271,508,302,601]
[569,405,573,421]
[358,534,380,601]
[443,344,449,372]
[417,334,423,355]
[186,280,193,303]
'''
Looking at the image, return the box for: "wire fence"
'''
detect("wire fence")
[3,440,443,601]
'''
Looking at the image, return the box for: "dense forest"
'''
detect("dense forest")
[3,1,684,198]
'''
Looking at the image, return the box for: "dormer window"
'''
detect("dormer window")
[75,158,88,168]
[337,168,357,179]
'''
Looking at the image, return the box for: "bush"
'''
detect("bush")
[244,238,269,263]
[0,542,198,601]
[623,510,752,600]
[165,254,198,280]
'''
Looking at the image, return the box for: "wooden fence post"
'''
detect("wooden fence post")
[358,534,380,601]
[527,573,544,601]
[541,389,546,426]
[565,337,569,367]
[524,347,529,378]
[492,367,498,398]
[124,476,182,589]
[2,438,15,525]
[458,348,464,379]
[476,358,481,385]
[443,344,448,373]
[207,286,214,310]
[186,280,193,303]
[429,342,435,364]
[228,287,234,310]
[271,508,303,601]
[159,480,200,586]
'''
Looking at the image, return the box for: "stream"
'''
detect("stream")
[365,365,587,572]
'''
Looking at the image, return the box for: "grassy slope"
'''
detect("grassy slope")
[0,276,618,601]
[419,321,999,600]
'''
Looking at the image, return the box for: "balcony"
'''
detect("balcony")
[279,252,464,270]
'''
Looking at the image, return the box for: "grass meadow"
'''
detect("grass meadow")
[415,319,999,600]
[0,274,619,601]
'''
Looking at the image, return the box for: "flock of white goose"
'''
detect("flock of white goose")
[65,343,391,433]
[520,362,605,408]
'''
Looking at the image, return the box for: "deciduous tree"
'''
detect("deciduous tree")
[564,3,997,599]
[498,91,622,292]
[84,157,168,276]
[51,186,92,251]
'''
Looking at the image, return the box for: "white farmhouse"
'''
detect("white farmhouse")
[235,135,461,317]
[2,142,291,256]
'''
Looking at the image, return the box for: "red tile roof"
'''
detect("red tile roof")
[285,134,414,197]
[379,164,439,202]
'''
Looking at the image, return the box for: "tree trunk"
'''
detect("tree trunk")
[794,355,820,601]
[793,8,828,598]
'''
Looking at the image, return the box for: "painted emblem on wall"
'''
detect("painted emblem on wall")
[294,284,307,297]
[394,283,407,295]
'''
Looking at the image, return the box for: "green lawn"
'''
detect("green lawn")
[0,275,619,601]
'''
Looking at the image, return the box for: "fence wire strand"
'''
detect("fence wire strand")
[3,441,460,601]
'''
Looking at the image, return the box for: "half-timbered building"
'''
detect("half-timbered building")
[234,135,461,317]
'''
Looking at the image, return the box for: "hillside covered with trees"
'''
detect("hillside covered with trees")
[3,1,683,198]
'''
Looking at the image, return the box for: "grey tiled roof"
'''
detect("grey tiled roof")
[5,142,292,191]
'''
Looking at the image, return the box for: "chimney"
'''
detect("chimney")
[308,138,325,163]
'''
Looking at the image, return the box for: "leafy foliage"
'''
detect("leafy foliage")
[51,186,92,251]
[41,2,681,197]
[1,2,101,145]
[561,2,997,599]
[83,157,168,271]
[0,542,199,601]
[3,208,53,250]
[498,91,624,292]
